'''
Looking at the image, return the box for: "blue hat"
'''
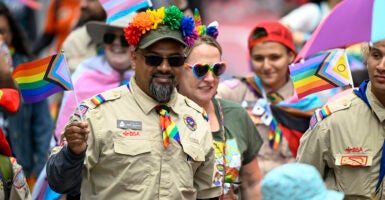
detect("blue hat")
[261,163,344,200]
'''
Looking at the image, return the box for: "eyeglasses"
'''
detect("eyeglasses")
[140,54,186,67]
[185,62,227,79]
[103,32,130,47]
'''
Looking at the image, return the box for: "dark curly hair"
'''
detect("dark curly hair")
[0,2,33,59]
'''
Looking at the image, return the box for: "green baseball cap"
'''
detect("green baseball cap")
[136,25,187,49]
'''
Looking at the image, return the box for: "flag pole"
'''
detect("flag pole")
[343,49,354,88]
[60,50,84,122]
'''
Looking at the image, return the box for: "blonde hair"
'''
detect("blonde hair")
[361,42,371,65]
[185,35,222,58]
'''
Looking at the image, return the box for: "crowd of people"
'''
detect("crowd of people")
[0,0,383,200]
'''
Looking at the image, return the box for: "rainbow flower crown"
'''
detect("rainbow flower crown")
[124,6,219,47]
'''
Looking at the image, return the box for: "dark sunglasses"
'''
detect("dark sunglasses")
[140,54,186,67]
[185,62,227,79]
[103,32,130,47]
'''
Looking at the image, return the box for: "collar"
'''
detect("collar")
[367,82,385,123]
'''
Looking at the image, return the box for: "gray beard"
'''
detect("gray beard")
[150,80,175,103]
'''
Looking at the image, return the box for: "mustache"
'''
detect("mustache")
[151,71,175,79]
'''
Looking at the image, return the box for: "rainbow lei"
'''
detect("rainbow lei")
[124,5,197,47]
[124,6,220,47]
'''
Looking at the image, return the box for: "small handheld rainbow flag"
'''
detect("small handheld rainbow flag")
[100,0,152,24]
[12,53,73,103]
[289,49,353,99]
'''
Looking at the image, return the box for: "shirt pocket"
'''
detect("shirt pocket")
[334,154,372,196]
[113,138,152,187]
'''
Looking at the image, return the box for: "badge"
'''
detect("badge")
[184,115,196,131]
[117,120,142,130]
[340,155,368,166]
[74,105,89,118]
[13,169,26,189]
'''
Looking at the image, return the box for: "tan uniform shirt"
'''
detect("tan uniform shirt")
[72,77,220,199]
[0,157,31,200]
[217,78,296,174]
[61,26,97,73]
[297,82,385,200]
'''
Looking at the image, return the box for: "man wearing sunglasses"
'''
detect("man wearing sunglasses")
[47,6,220,200]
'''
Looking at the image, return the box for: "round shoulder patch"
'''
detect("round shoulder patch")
[12,169,26,189]
[184,115,197,131]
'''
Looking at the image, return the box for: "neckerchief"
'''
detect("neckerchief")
[252,75,322,149]
[353,80,372,110]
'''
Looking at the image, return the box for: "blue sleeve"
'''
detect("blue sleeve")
[46,145,85,196]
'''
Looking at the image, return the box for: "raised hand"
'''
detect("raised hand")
[64,121,89,155]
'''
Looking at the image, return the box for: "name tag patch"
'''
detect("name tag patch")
[117,120,142,130]
[335,154,372,166]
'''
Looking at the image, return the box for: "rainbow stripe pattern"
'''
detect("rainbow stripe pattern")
[268,117,282,149]
[100,0,152,24]
[290,49,353,98]
[12,53,72,103]
[91,94,106,107]
[155,105,180,148]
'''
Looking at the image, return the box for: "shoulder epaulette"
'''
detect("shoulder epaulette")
[74,88,124,118]
[309,98,352,129]
[91,89,122,107]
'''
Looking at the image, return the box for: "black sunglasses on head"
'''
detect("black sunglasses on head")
[138,53,186,67]
[103,32,130,47]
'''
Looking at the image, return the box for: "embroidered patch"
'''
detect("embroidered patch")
[74,105,89,118]
[319,105,332,120]
[122,131,140,136]
[117,120,142,130]
[91,94,105,107]
[340,155,368,166]
[13,169,26,189]
[345,147,363,153]
[309,112,318,130]
[184,115,197,131]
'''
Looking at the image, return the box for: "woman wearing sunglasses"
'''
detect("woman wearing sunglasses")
[54,14,135,144]
[177,23,263,200]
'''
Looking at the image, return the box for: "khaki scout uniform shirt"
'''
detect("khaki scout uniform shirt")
[0,157,31,200]
[75,78,220,199]
[297,82,385,200]
[217,78,296,174]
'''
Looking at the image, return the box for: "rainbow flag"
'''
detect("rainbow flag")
[289,49,353,99]
[12,53,73,103]
[100,0,152,24]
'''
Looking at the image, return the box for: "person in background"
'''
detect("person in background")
[177,21,263,199]
[261,163,344,200]
[0,2,53,189]
[0,52,32,200]
[46,6,220,199]
[217,21,323,174]
[55,13,135,144]
[49,0,106,124]
[297,40,385,199]
[0,0,37,43]
[61,0,106,72]
[32,0,80,56]
[280,0,342,49]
